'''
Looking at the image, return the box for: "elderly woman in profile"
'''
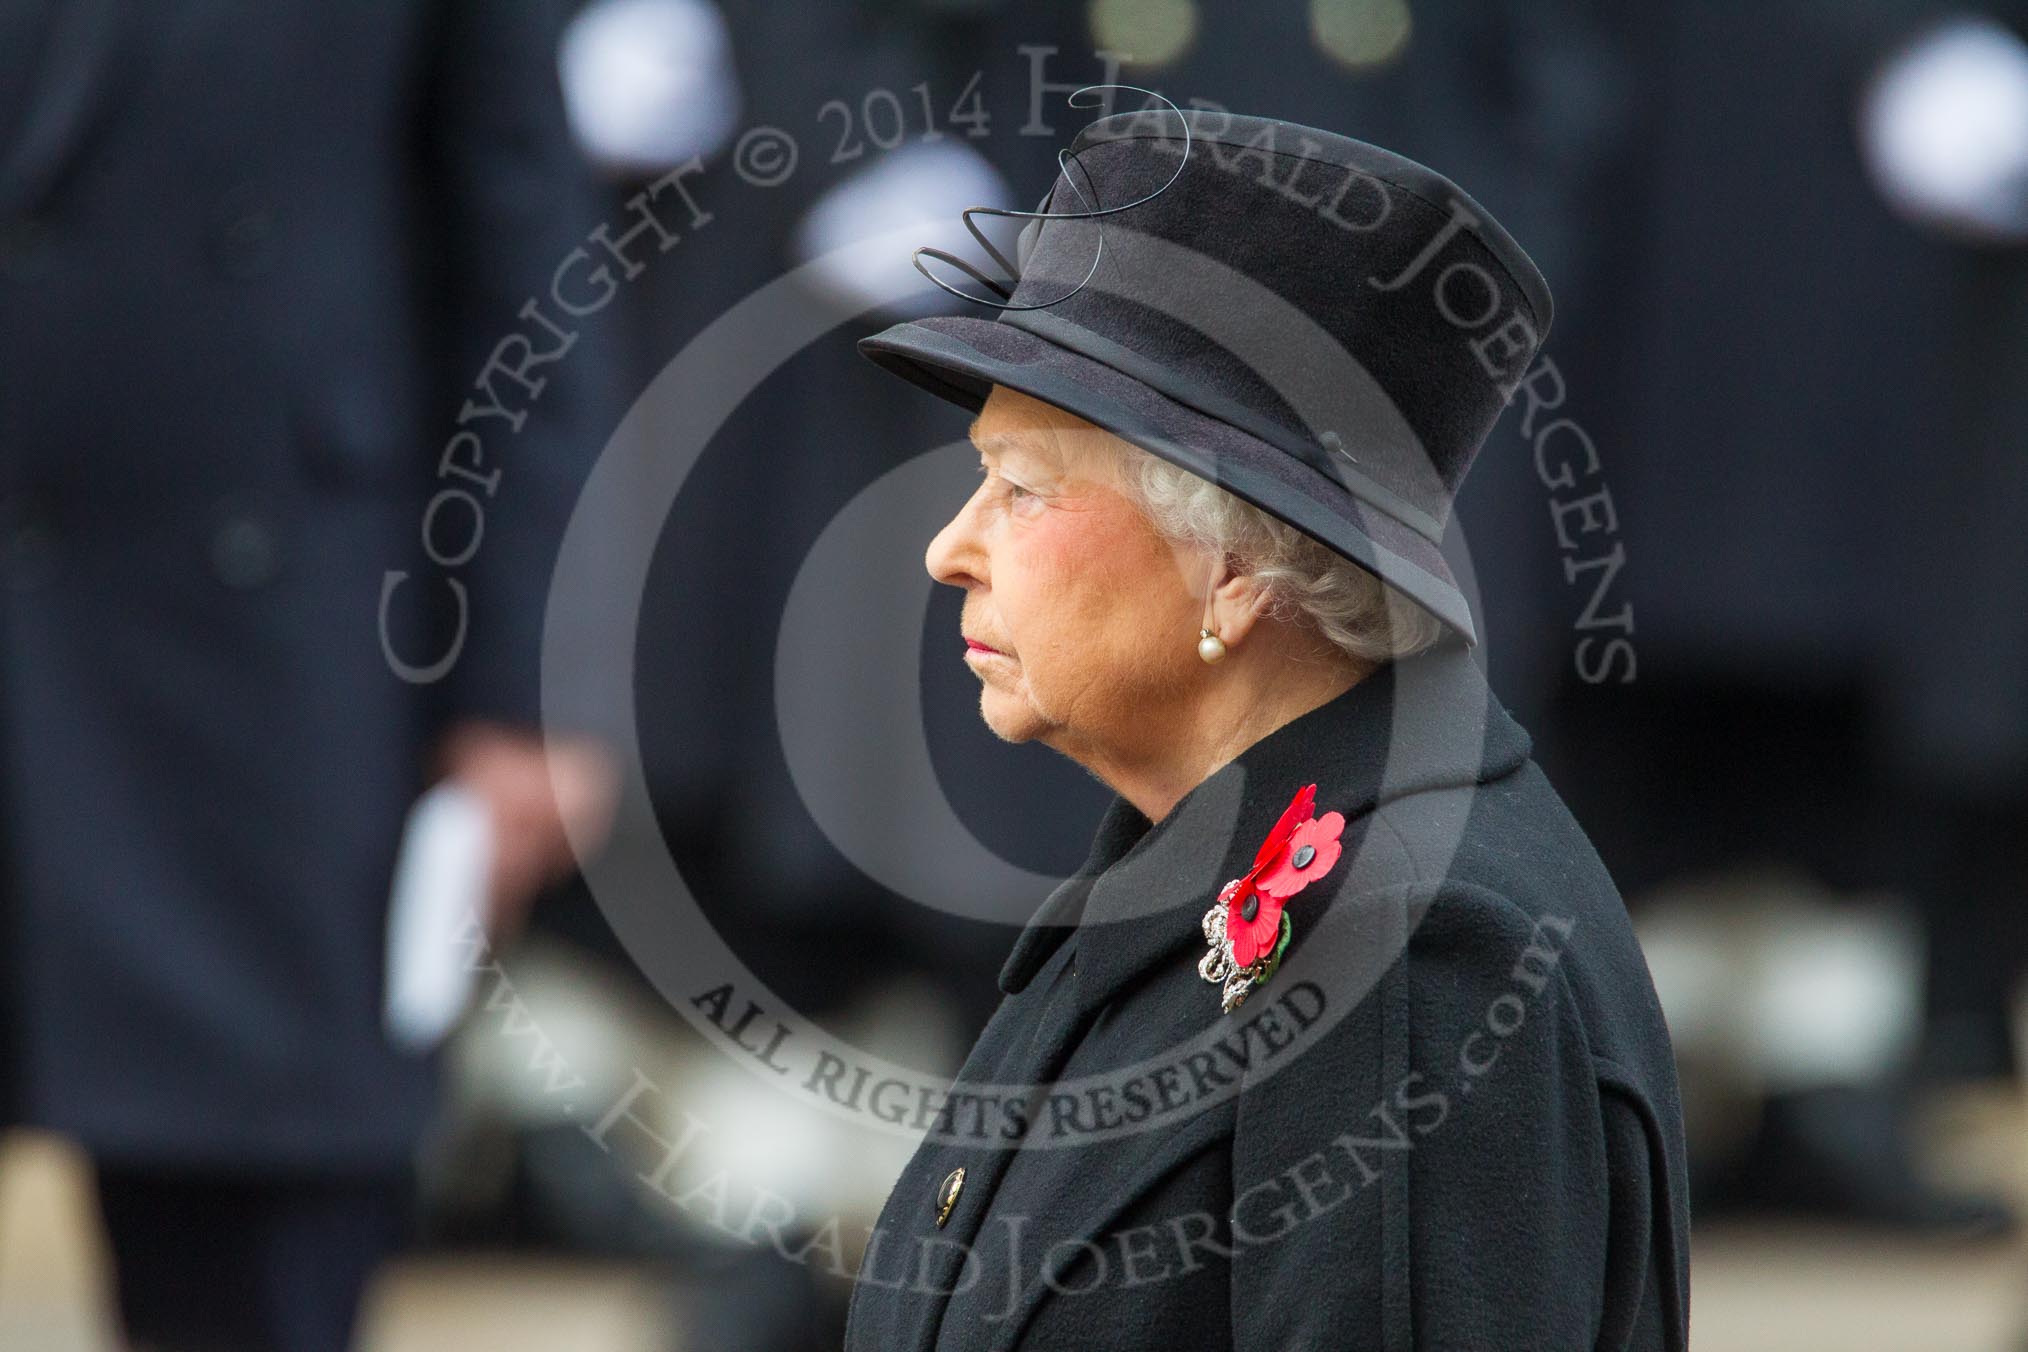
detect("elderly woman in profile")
[937,386,1438,817]
[844,106,1690,1352]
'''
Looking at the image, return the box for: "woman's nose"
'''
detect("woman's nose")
[924,487,985,588]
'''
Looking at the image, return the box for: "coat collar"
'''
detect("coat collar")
[996,638,1531,1010]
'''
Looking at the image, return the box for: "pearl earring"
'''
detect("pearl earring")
[1198,575,1227,663]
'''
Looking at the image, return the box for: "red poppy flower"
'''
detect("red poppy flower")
[1254,811,1345,900]
[1224,878,1282,968]
[1221,784,1342,968]
[1253,783,1315,871]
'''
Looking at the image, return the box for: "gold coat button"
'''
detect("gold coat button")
[934,1166,965,1228]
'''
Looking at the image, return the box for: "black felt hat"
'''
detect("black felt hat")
[857,104,1554,645]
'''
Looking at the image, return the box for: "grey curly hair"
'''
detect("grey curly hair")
[1103,441,1448,665]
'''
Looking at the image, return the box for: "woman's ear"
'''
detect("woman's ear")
[1209,567,1274,648]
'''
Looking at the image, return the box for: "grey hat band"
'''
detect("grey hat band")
[999,306,1449,545]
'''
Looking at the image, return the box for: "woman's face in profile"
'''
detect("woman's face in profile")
[924,385,1202,760]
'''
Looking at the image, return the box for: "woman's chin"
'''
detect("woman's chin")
[976,686,1046,744]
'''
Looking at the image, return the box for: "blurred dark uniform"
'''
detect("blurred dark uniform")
[1524,0,2028,1226]
[0,2,611,1348]
[1537,0,2028,1073]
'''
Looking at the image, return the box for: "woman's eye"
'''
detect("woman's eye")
[975,463,1036,503]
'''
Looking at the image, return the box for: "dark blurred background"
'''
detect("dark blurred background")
[3,1,2027,1349]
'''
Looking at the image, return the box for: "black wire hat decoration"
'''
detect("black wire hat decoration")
[910,85,1193,312]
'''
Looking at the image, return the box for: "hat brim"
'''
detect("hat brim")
[859,314,1478,645]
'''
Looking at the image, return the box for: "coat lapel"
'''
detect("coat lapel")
[884,932,1094,1352]
[872,798,1138,1352]
[1016,638,1530,1030]
[996,791,1153,995]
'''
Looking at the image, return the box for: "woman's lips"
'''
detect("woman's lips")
[964,638,1006,657]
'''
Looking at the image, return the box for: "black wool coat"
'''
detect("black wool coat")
[844,639,1690,1351]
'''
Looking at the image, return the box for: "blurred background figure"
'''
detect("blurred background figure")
[1536,0,2028,1235]
[0,2,618,1349]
